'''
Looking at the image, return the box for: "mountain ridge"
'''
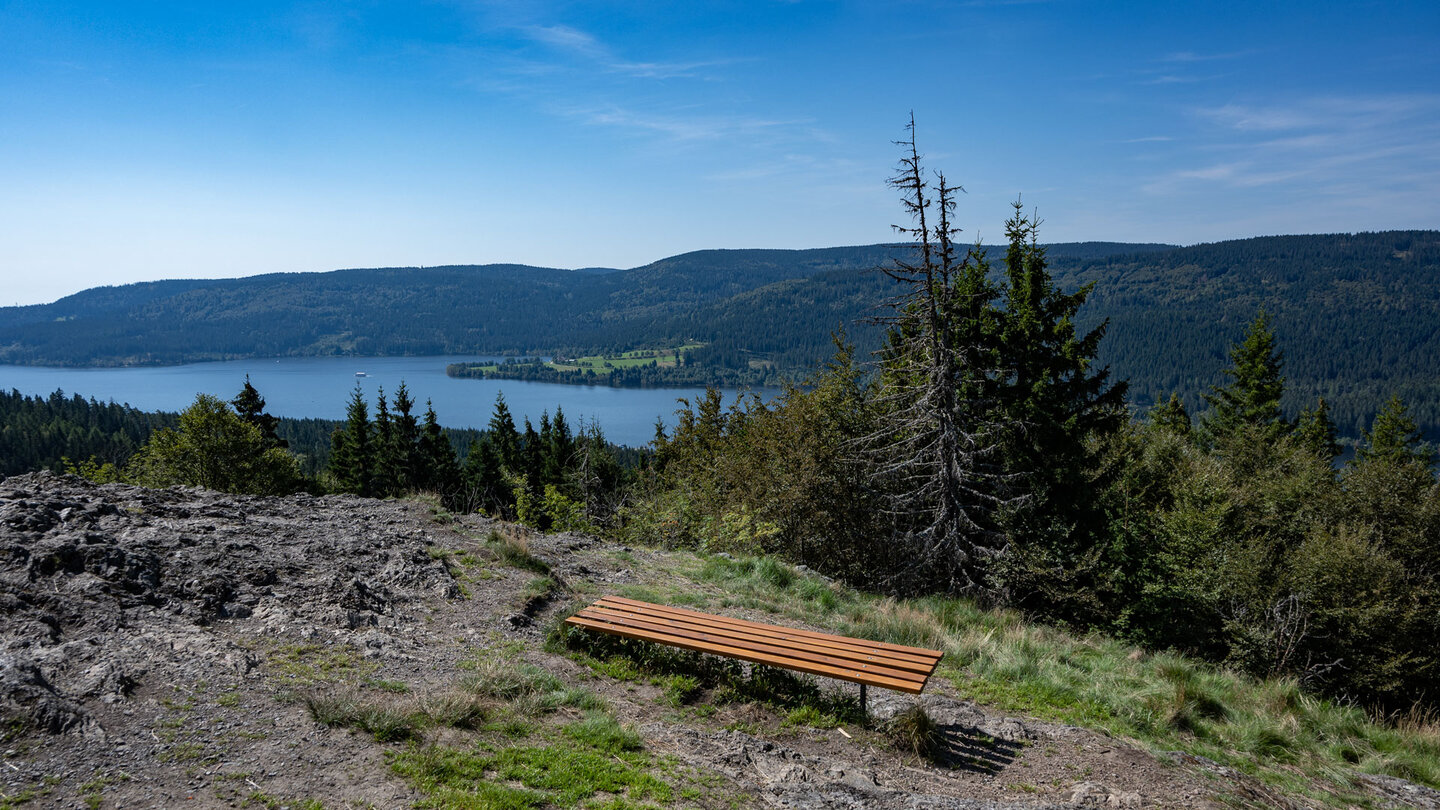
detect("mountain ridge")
[1,232,1434,438]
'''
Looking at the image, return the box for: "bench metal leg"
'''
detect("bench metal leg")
[860,683,867,718]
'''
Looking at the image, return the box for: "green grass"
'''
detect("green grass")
[483,529,551,575]
[388,707,673,810]
[675,551,1440,806]
[461,343,706,377]
[521,576,557,603]
[266,641,378,686]
[657,674,702,707]
[302,692,425,742]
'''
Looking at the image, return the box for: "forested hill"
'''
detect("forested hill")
[2,232,1436,437]
[0,243,1181,363]
[1056,231,1440,439]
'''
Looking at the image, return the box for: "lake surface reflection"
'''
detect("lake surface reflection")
[0,356,780,447]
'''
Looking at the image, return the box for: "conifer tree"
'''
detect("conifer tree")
[521,417,543,494]
[417,400,461,494]
[488,393,521,473]
[545,407,575,489]
[989,202,1128,621]
[372,387,398,496]
[572,418,623,522]
[463,437,510,516]
[1203,310,1286,441]
[1357,395,1431,468]
[1294,397,1341,461]
[996,206,1127,508]
[391,382,420,492]
[131,394,302,495]
[231,375,286,448]
[330,384,372,496]
[1150,393,1192,437]
[868,116,1013,594]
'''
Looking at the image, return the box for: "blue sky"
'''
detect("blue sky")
[3,1,1437,305]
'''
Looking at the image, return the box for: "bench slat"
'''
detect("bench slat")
[564,596,944,696]
[566,614,928,693]
[583,602,936,675]
[572,607,929,687]
[597,595,944,662]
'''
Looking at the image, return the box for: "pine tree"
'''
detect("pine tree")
[1357,395,1431,468]
[571,418,623,523]
[231,375,286,448]
[372,387,399,496]
[330,384,372,496]
[991,201,1128,622]
[1150,393,1192,437]
[462,437,510,516]
[488,393,521,473]
[1294,397,1341,461]
[545,406,575,490]
[997,204,1128,514]
[521,417,543,495]
[417,399,461,495]
[391,382,420,492]
[1203,310,1286,441]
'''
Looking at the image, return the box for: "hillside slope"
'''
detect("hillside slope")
[3,473,1437,808]
[1,233,1435,437]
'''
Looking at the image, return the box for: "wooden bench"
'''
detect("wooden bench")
[564,595,944,713]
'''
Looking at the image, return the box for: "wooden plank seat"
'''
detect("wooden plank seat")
[565,595,944,709]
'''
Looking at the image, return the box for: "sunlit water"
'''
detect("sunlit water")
[0,356,779,447]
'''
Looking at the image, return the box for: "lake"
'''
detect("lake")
[0,356,780,448]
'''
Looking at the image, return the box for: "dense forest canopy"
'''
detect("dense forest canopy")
[4,233,1432,437]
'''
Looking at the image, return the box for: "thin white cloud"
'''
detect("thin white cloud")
[567,103,798,142]
[523,24,607,59]
[1196,95,1440,132]
[1143,74,1205,85]
[1162,50,1250,63]
[1147,94,1440,194]
[518,24,730,79]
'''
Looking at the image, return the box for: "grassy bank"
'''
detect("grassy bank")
[588,551,1438,808]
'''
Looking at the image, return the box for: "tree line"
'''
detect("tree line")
[615,122,1438,713]
[7,376,641,536]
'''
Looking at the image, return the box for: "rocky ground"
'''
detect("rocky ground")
[1,472,1435,809]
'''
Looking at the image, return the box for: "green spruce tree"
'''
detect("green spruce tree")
[231,375,286,448]
[991,201,1128,622]
[1150,393,1192,437]
[391,382,421,492]
[1357,395,1431,468]
[1294,397,1341,462]
[372,387,399,496]
[488,393,522,473]
[417,400,461,495]
[330,384,373,496]
[1203,310,1286,442]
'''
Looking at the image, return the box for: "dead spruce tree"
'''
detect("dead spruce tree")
[868,118,1020,595]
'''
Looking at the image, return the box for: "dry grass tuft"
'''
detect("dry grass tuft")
[885,703,944,761]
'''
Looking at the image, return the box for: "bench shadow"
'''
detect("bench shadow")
[929,723,1024,774]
